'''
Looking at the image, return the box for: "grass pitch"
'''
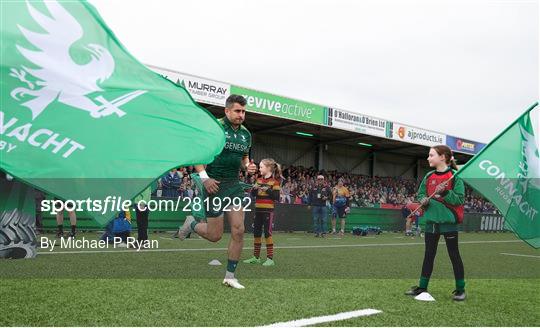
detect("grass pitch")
[1,231,538,326]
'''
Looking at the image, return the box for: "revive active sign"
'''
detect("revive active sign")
[231,85,327,125]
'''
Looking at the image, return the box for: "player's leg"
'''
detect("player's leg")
[68,211,77,238]
[443,232,466,301]
[226,208,245,265]
[55,210,64,238]
[338,206,346,235]
[223,208,245,289]
[192,216,224,242]
[244,212,263,263]
[178,192,224,241]
[262,212,274,266]
[331,206,337,234]
[405,217,412,236]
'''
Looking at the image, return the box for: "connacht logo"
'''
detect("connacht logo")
[9,0,146,121]
[519,124,540,190]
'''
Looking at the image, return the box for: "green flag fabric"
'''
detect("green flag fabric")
[457,103,540,248]
[0,0,225,225]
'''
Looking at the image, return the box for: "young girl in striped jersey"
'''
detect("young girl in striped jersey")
[243,158,282,266]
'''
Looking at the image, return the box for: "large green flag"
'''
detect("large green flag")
[457,103,540,248]
[0,0,225,225]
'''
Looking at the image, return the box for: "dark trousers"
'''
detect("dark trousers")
[136,208,149,241]
[421,231,465,280]
[253,211,273,238]
[312,206,328,234]
[35,196,44,233]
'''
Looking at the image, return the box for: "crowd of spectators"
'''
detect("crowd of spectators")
[157,165,498,214]
[464,193,498,213]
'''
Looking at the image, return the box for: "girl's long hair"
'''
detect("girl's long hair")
[260,158,283,181]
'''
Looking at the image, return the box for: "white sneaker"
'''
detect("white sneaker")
[222,278,245,289]
[178,216,195,240]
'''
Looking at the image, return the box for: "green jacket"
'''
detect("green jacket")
[417,167,465,233]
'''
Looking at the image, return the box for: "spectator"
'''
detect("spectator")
[272,165,496,214]
[281,181,291,204]
[158,163,497,215]
[308,175,332,237]
[100,211,132,245]
[332,179,350,236]
[133,186,151,244]
[160,168,181,198]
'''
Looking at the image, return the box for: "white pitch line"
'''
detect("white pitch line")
[258,308,382,327]
[36,239,521,255]
[500,252,540,259]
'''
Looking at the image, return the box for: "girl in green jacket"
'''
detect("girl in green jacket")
[405,145,466,301]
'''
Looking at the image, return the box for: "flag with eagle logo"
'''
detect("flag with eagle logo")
[0,0,225,225]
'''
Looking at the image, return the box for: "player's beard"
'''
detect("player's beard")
[233,118,244,126]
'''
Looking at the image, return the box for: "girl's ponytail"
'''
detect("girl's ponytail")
[260,158,283,181]
[450,157,459,171]
[432,145,459,171]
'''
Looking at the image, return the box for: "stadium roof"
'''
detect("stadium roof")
[201,104,472,163]
[148,64,485,163]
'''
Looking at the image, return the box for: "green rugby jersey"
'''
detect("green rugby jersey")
[206,116,251,181]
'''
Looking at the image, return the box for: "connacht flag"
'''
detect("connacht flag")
[457,103,540,248]
[0,0,225,225]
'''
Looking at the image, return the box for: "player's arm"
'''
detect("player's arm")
[242,132,256,175]
[241,155,249,170]
[195,164,220,194]
[243,155,257,175]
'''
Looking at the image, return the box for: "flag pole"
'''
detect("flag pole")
[406,102,538,220]
[405,175,455,219]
